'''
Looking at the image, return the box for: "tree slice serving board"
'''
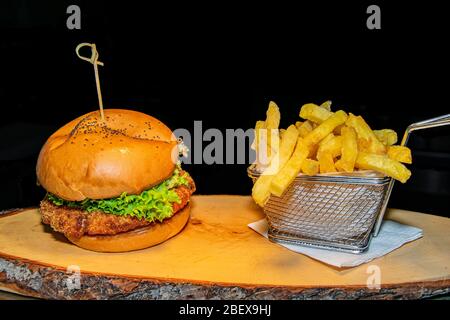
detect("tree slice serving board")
[0,195,449,300]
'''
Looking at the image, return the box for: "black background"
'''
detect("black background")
[0,1,449,216]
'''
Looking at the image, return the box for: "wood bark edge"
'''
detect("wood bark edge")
[0,207,35,218]
[1,254,448,300]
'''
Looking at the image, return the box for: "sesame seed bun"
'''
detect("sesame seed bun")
[36,109,178,201]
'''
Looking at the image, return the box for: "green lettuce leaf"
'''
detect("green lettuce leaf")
[47,167,191,223]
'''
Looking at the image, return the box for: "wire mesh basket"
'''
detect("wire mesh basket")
[248,167,390,253]
[248,114,450,254]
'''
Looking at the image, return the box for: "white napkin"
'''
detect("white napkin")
[248,219,422,268]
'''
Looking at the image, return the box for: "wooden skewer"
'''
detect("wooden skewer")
[75,43,105,121]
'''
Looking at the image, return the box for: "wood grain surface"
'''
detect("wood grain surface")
[0,195,449,299]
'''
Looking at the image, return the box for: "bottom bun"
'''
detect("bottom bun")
[67,204,190,252]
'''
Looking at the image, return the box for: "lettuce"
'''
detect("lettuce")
[47,167,190,223]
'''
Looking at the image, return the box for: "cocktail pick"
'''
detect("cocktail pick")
[75,43,105,121]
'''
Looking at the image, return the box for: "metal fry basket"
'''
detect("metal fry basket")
[248,114,450,254]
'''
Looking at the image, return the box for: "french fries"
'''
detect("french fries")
[317,134,342,158]
[304,110,348,147]
[263,125,298,176]
[335,126,357,172]
[271,138,309,197]
[277,125,300,166]
[266,101,281,158]
[253,120,269,166]
[296,120,314,138]
[318,152,336,173]
[316,134,342,173]
[387,145,412,164]
[333,124,345,135]
[251,125,299,205]
[355,152,411,183]
[320,100,332,111]
[266,101,281,129]
[279,128,286,140]
[318,133,335,149]
[299,103,333,124]
[253,120,265,151]
[251,101,413,205]
[301,159,319,175]
[346,113,386,154]
[251,174,274,207]
[374,129,398,146]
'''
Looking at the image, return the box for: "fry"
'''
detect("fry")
[316,132,345,174]
[355,152,411,183]
[268,129,280,158]
[319,133,335,148]
[296,120,314,138]
[318,134,342,158]
[265,101,281,157]
[256,128,278,164]
[270,138,309,197]
[251,125,299,206]
[346,113,386,154]
[374,129,398,146]
[301,159,320,175]
[279,128,286,140]
[253,121,272,166]
[253,120,265,150]
[264,125,298,175]
[337,126,358,172]
[318,152,336,173]
[387,145,412,164]
[308,143,319,160]
[251,174,274,207]
[299,103,333,124]
[279,125,300,161]
[320,100,332,111]
[357,137,370,151]
[266,101,281,129]
[335,160,345,172]
[304,110,348,147]
[333,124,345,135]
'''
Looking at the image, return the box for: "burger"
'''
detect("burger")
[36,109,195,252]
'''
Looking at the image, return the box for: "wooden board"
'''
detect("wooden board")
[0,195,449,300]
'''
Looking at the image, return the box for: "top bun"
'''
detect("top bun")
[37,109,178,201]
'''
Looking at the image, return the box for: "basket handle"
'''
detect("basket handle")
[373,114,450,236]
